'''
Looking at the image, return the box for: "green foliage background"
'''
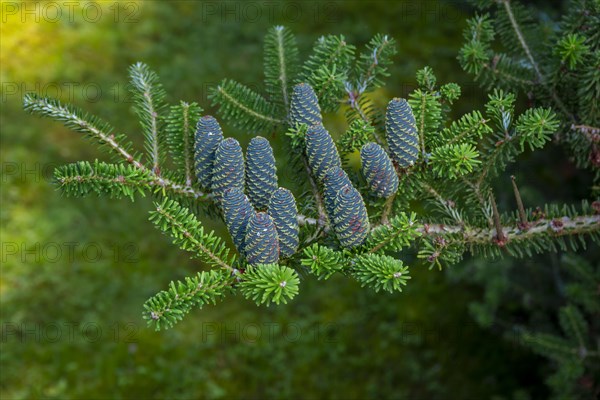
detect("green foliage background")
[1,0,592,398]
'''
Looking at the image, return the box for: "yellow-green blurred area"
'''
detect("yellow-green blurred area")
[1,1,550,399]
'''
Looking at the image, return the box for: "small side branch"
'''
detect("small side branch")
[500,0,574,121]
[181,102,193,186]
[381,193,396,225]
[490,192,507,244]
[275,27,290,110]
[418,94,427,157]
[302,154,327,226]
[511,176,528,229]
[154,204,234,272]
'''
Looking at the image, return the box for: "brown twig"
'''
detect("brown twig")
[511,176,529,229]
[490,192,507,245]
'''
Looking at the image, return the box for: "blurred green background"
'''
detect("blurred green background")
[0,0,580,398]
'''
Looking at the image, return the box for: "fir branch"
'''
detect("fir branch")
[301,244,346,279]
[210,79,285,131]
[499,0,574,121]
[559,305,588,349]
[490,192,507,244]
[23,94,209,201]
[571,124,600,143]
[511,175,528,228]
[239,264,300,305]
[420,181,465,224]
[338,119,375,154]
[165,101,203,186]
[420,212,599,251]
[298,204,599,256]
[366,212,421,253]
[429,143,482,179]
[54,161,152,201]
[150,198,237,271]
[143,270,234,331]
[381,193,396,225]
[129,62,167,174]
[351,254,410,293]
[355,34,397,91]
[499,0,542,82]
[481,59,536,87]
[264,25,299,111]
[23,93,141,168]
[443,111,492,146]
[300,34,355,112]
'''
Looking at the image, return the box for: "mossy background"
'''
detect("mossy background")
[0,0,584,398]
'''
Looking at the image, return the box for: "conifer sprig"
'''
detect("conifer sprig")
[129,62,167,174]
[264,25,299,110]
[54,161,152,201]
[209,79,284,132]
[23,93,209,201]
[352,254,410,293]
[165,101,203,186]
[150,198,237,271]
[458,1,599,180]
[23,93,139,166]
[299,34,355,112]
[239,264,300,305]
[143,270,234,331]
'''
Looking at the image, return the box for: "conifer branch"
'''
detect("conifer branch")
[24,94,209,201]
[210,79,285,131]
[418,92,428,156]
[420,181,464,223]
[166,101,202,186]
[499,0,541,82]
[55,161,152,201]
[129,62,167,174]
[24,93,143,168]
[143,270,234,330]
[151,199,237,271]
[299,204,599,253]
[347,93,385,146]
[240,264,300,305]
[481,61,536,86]
[276,29,290,109]
[499,0,574,121]
[264,26,298,111]
[181,103,193,185]
[25,23,600,340]
[419,214,599,247]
